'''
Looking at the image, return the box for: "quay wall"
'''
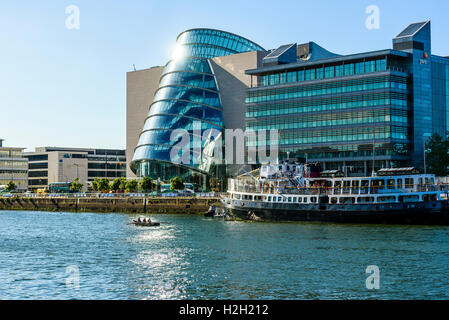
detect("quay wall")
[0,196,221,214]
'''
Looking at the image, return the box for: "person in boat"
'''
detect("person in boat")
[143,218,147,223]
[137,217,141,223]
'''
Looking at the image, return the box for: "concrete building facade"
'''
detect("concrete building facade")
[25,147,126,191]
[0,139,28,191]
[126,66,164,178]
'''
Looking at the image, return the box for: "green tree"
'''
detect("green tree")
[426,133,449,176]
[119,177,127,192]
[139,177,153,192]
[91,178,100,191]
[170,176,184,191]
[110,178,120,191]
[98,178,111,193]
[125,179,138,192]
[5,181,17,192]
[110,177,126,192]
[70,178,83,193]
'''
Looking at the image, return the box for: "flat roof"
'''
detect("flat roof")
[0,147,25,151]
[246,49,410,75]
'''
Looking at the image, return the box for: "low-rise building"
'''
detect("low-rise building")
[24,147,126,191]
[0,139,28,191]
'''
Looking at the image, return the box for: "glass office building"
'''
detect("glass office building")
[130,21,449,186]
[131,29,264,187]
[245,21,449,175]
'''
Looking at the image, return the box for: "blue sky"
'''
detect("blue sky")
[1,0,448,151]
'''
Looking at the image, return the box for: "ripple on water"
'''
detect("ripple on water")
[1,211,449,299]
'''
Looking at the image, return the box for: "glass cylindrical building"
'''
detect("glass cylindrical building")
[131,29,264,189]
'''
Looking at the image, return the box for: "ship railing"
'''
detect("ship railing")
[231,183,449,196]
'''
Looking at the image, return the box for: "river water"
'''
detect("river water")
[1,210,449,299]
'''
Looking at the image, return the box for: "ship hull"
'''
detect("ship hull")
[222,200,449,225]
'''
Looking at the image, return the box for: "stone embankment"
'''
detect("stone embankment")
[0,196,220,214]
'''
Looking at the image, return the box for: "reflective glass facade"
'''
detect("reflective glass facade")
[246,54,412,175]
[132,29,264,188]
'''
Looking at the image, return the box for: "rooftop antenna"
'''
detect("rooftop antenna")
[133,64,136,71]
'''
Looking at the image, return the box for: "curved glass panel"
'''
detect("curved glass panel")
[137,129,221,150]
[148,101,223,125]
[164,58,212,74]
[140,115,221,137]
[154,86,220,108]
[176,43,239,59]
[177,29,263,52]
[159,72,217,91]
[132,28,265,188]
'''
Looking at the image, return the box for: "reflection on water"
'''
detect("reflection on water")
[1,211,449,299]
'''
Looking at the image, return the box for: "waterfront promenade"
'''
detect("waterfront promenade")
[0,194,220,214]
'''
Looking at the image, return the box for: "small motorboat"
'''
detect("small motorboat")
[204,205,225,218]
[132,217,160,227]
[204,205,216,217]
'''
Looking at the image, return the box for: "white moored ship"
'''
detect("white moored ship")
[221,160,449,225]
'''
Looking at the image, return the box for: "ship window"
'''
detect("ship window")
[378,196,396,203]
[330,197,337,204]
[423,194,435,201]
[268,196,272,201]
[341,197,355,204]
[278,197,282,202]
[400,195,419,202]
[310,197,317,203]
[235,194,241,199]
[288,197,292,202]
[283,197,287,202]
[387,179,395,189]
[351,181,360,194]
[361,180,369,194]
[303,197,308,203]
[405,178,413,188]
[298,197,302,203]
[358,196,374,203]
[397,179,402,188]
[343,181,351,194]
[293,197,297,203]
